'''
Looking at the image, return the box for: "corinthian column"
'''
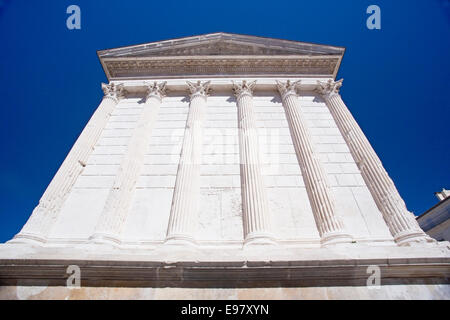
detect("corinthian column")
[277,80,352,246]
[232,80,275,245]
[317,79,434,246]
[165,81,210,244]
[90,82,166,244]
[13,83,125,244]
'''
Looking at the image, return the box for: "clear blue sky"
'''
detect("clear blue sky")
[0,0,449,242]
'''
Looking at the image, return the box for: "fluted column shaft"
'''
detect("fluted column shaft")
[14,83,124,244]
[165,81,210,243]
[233,81,274,244]
[318,79,433,245]
[91,82,166,243]
[277,81,352,245]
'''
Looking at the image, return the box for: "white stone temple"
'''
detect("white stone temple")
[0,33,449,299]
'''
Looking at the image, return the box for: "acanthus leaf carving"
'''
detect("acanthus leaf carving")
[145,81,167,101]
[316,79,343,98]
[101,82,126,100]
[276,80,301,99]
[231,80,257,98]
[186,80,212,98]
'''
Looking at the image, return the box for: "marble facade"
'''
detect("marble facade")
[0,33,448,299]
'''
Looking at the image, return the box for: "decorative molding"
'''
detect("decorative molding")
[103,57,340,79]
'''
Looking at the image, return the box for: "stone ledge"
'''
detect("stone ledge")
[1,257,449,288]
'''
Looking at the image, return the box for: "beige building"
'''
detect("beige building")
[0,33,449,299]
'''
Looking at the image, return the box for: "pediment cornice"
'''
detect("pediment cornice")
[98,33,345,80]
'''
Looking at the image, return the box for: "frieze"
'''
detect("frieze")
[103,57,340,79]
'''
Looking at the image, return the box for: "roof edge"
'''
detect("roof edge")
[97,32,345,57]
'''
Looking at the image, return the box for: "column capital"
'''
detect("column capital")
[232,80,256,99]
[145,81,167,102]
[101,82,125,102]
[276,80,301,100]
[316,79,343,99]
[187,80,211,99]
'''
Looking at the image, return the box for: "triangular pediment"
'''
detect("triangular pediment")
[124,40,310,57]
[99,33,344,58]
[98,33,345,79]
